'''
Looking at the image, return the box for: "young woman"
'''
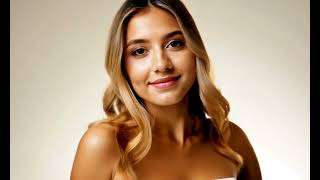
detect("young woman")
[70,0,262,180]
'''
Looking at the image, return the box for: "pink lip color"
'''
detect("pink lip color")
[149,76,180,89]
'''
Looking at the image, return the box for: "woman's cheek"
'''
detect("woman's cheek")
[126,58,151,87]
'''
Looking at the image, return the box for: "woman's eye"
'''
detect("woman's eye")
[166,40,184,48]
[131,48,146,56]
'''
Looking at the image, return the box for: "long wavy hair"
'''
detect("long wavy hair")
[93,0,243,179]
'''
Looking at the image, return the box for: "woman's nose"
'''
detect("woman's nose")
[151,49,173,73]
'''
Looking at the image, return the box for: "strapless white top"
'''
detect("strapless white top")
[214,178,236,180]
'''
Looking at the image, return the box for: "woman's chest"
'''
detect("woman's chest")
[132,143,236,180]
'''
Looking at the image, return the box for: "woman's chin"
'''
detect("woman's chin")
[146,96,185,107]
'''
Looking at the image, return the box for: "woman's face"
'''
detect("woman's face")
[124,7,196,106]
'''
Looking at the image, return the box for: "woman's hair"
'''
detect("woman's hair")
[94,0,243,179]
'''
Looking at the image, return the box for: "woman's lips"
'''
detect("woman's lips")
[149,75,180,89]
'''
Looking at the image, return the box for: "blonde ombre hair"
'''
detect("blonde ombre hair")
[94,0,243,179]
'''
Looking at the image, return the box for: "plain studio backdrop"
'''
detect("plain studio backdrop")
[10,0,309,180]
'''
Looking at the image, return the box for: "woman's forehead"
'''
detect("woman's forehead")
[126,7,181,42]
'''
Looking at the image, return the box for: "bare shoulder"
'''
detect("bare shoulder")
[227,121,250,149]
[227,121,262,180]
[70,122,121,180]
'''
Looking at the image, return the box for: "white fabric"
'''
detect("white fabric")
[214,177,236,180]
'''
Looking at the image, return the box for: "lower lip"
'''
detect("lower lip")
[150,78,179,89]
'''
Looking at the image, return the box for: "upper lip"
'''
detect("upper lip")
[149,75,181,84]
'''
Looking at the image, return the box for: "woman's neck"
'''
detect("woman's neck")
[145,96,198,147]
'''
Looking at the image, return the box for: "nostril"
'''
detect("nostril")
[164,67,171,72]
[152,60,174,73]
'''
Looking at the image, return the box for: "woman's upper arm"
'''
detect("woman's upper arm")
[227,121,262,180]
[70,125,121,180]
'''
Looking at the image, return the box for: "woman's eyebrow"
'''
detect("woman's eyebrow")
[126,30,183,48]
[126,39,150,48]
[162,30,183,40]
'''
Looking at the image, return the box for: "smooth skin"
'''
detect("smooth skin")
[70,7,262,180]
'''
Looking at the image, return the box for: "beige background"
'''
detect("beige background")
[10,0,309,180]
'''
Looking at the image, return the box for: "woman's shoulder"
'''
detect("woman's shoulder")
[226,121,262,180]
[226,121,252,155]
[227,121,247,142]
[70,119,121,180]
[84,120,120,148]
[83,117,122,149]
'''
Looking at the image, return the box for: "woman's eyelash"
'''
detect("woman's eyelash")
[129,40,184,56]
[131,48,146,56]
[166,40,185,48]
